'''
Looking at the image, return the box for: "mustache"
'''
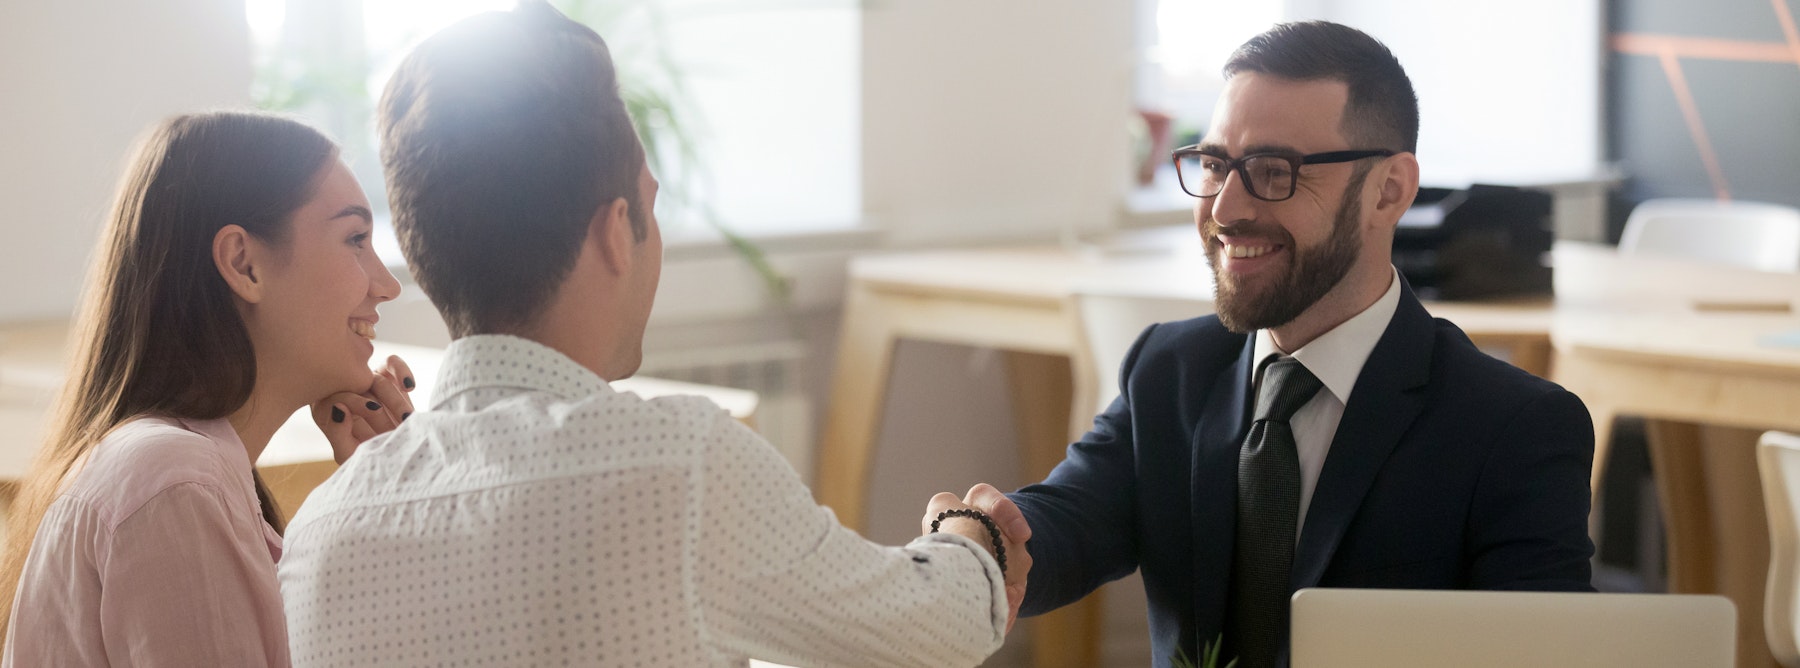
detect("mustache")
[1202,219,1293,245]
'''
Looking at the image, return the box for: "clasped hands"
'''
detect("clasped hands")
[922,483,1032,634]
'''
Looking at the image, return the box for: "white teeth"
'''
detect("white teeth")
[350,321,376,340]
[1225,244,1274,259]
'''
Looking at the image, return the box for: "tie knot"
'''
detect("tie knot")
[1255,357,1322,422]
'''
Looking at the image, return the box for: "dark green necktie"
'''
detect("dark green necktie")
[1229,356,1322,668]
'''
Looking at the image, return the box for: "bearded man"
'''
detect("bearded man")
[956,21,1595,668]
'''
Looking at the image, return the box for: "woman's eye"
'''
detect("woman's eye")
[349,233,370,248]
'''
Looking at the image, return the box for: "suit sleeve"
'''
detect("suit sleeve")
[1006,324,1154,616]
[1467,388,1597,591]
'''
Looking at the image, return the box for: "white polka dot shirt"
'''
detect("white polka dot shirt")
[278,335,1007,667]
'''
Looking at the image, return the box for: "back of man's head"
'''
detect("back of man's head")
[1224,21,1419,155]
[380,0,645,338]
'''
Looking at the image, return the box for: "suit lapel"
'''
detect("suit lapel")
[1191,335,1254,638]
[1291,281,1436,591]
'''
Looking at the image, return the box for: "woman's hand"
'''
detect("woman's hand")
[309,355,416,464]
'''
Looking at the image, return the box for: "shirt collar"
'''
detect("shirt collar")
[175,416,253,470]
[431,334,613,409]
[1251,265,1403,404]
[173,415,261,517]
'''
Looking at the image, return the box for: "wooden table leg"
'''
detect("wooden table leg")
[1698,425,1779,668]
[815,284,901,533]
[1648,420,1716,594]
[1585,403,1617,542]
[1589,404,1617,500]
[1006,351,1103,668]
[1647,420,1781,668]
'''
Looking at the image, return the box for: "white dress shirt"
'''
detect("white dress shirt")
[1250,267,1402,538]
[278,335,1006,668]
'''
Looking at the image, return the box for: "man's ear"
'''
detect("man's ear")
[1371,151,1421,227]
[213,224,264,303]
[591,196,635,276]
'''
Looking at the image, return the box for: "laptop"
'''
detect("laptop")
[1289,588,1736,668]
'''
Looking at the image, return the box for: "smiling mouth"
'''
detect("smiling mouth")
[350,320,377,341]
[1222,242,1280,259]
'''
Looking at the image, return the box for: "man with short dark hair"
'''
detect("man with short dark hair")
[966,21,1594,668]
[277,4,1025,666]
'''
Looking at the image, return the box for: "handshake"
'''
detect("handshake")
[921,484,1033,633]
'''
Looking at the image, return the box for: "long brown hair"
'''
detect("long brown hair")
[0,111,337,643]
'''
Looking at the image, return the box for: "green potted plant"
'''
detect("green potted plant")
[556,0,790,301]
[1172,634,1237,668]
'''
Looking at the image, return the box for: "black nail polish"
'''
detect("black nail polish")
[331,406,345,423]
[403,376,415,390]
[402,412,412,421]
[366,401,381,411]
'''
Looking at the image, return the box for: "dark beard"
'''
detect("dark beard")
[1206,175,1366,334]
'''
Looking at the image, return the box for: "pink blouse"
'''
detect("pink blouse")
[3,416,288,667]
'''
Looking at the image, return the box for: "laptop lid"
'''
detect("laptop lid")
[1289,588,1735,668]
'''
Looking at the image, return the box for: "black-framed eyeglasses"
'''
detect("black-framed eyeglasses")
[1171,146,1396,202]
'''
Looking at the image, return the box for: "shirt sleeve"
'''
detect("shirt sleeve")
[97,482,289,667]
[693,413,1007,668]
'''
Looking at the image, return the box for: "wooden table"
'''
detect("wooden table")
[1549,248,1800,668]
[813,227,1560,667]
[0,324,759,522]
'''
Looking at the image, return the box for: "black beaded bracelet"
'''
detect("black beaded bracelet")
[931,508,1008,574]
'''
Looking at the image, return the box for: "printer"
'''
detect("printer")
[1393,184,1554,301]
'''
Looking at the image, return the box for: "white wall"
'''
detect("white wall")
[862,0,1138,246]
[0,0,253,322]
[1299,0,1604,187]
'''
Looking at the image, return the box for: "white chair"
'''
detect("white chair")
[1072,288,1211,414]
[1758,431,1800,667]
[1619,198,1800,272]
[1063,287,1210,665]
[1290,588,1737,668]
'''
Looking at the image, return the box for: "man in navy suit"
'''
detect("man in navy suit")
[948,21,1594,668]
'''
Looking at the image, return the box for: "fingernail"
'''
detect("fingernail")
[403,376,415,390]
[366,401,381,411]
[402,412,412,421]
[331,406,345,423]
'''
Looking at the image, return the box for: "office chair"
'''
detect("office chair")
[1065,287,1209,665]
[1619,198,1800,272]
[1759,431,1800,667]
[1072,288,1211,414]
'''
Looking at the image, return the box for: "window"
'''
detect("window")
[246,0,861,242]
[1131,0,1284,211]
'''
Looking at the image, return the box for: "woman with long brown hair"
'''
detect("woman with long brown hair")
[0,111,413,665]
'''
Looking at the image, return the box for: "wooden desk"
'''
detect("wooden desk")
[814,228,1558,667]
[1549,248,1800,668]
[0,324,759,522]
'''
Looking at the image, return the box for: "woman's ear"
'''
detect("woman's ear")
[213,224,264,303]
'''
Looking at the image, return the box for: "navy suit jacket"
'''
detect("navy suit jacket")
[1009,280,1595,667]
